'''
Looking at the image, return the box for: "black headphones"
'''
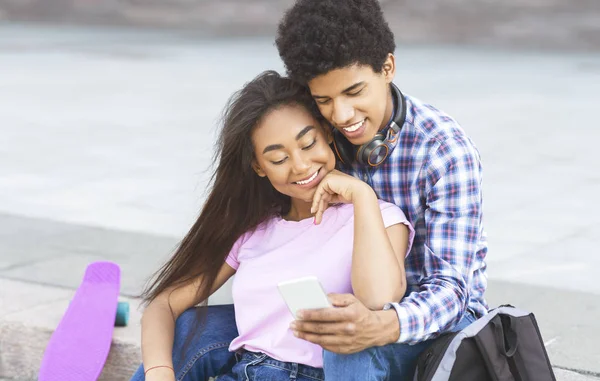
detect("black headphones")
[331,83,406,167]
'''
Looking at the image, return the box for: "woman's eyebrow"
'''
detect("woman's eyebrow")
[295,125,315,140]
[262,125,315,154]
[263,144,284,154]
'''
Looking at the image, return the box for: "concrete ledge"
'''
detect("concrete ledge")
[2,277,599,380]
[0,278,141,380]
[554,370,600,381]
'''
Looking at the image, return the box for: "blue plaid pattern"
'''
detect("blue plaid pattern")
[340,94,488,344]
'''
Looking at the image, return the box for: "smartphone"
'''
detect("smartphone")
[278,276,332,319]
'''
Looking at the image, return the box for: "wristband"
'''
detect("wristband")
[144,365,175,376]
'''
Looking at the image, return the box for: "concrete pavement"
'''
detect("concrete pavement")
[1,24,600,379]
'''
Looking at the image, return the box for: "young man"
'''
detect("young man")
[273,0,488,379]
[131,0,488,380]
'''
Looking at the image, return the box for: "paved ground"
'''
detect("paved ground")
[1,23,600,379]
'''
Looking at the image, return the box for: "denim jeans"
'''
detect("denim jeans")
[130,304,238,381]
[215,351,323,381]
[130,304,476,381]
[322,312,477,380]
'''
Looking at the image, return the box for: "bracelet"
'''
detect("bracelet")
[144,365,175,376]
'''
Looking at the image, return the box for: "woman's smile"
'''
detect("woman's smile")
[292,168,325,189]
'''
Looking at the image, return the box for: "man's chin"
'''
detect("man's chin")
[340,128,378,146]
[346,135,374,147]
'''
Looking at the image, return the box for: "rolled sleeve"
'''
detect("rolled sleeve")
[379,200,416,257]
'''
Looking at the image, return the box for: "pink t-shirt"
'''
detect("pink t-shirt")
[225,200,414,368]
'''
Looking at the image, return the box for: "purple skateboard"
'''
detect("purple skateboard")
[39,261,121,381]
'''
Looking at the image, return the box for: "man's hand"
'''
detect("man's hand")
[290,293,400,354]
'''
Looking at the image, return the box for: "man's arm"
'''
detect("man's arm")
[292,135,485,352]
[385,134,485,344]
[291,293,401,354]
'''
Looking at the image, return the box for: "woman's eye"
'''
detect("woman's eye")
[302,140,317,150]
[316,99,330,105]
[272,158,287,165]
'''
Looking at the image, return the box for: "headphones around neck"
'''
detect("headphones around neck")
[331,83,406,167]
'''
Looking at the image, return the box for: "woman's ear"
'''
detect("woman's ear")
[252,160,267,177]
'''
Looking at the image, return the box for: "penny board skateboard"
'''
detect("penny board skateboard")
[39,261,129,380]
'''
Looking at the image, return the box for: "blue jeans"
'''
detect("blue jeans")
[322,312,477,380]
[130,304,475,381]
[130,305,238,381]
[215,351,323,381]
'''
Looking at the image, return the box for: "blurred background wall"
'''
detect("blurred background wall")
[0,0,599,51]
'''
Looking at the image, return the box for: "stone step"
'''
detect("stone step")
[2,277,600,381]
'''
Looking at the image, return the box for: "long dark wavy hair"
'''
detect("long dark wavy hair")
[140,70,322,333]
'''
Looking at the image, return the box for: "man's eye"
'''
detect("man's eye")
[302,140,317,150]
[348,89,363,97]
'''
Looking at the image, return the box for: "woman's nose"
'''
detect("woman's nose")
[290,153,310,174]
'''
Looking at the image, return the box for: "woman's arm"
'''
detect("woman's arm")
[141,263,236,380]
[311,170,409,310]
[350,186,408,310]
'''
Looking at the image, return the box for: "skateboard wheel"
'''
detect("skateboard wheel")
[115,301,130,327]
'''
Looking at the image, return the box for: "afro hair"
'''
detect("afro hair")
[275,0,396,84]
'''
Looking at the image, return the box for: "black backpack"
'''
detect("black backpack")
[414,305,556,381]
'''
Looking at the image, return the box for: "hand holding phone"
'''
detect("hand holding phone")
[277,276,332,319]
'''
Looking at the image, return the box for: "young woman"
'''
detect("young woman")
[132,71,414,381]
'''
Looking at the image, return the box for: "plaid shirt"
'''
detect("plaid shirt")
[340,93,488,344]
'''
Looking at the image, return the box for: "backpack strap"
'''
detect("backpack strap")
[501,315,530,381]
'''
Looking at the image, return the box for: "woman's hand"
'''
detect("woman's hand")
[311,170,374,224]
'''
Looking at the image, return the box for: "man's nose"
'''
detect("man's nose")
[331,99,354,126]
